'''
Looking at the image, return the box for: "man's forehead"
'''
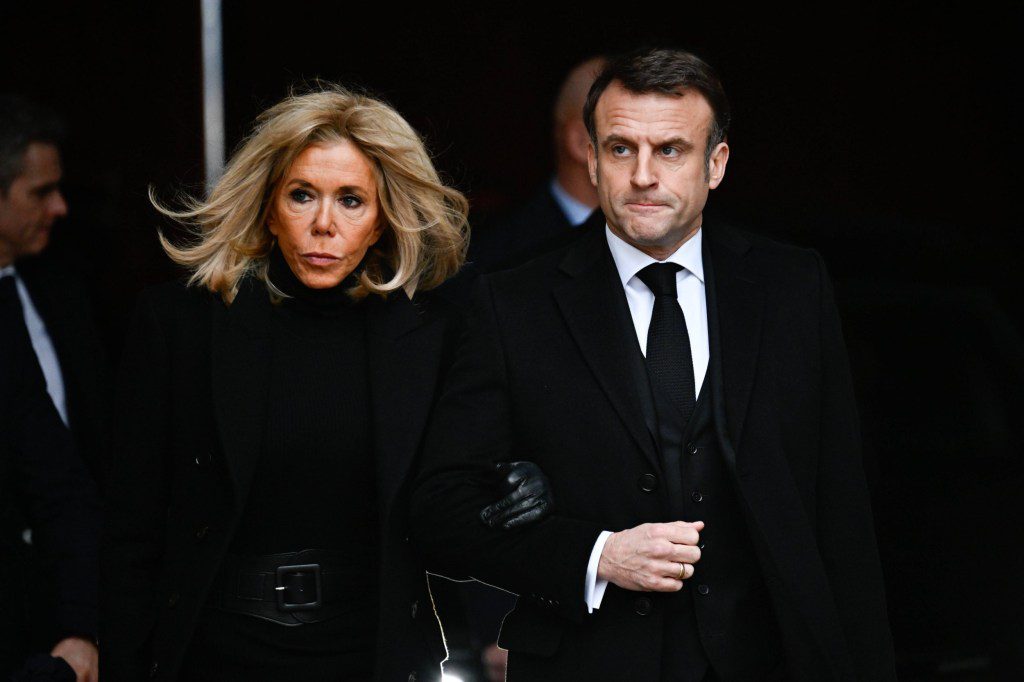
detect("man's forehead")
[597,82,712,139]
[17,142,62,185]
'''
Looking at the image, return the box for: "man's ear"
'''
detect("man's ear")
[707,141,730,190]
[587,142,598,187]
[567,121,592,165]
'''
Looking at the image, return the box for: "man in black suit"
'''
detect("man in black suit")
[1,276,100,680]
[414,48,895,680]
[0,95,111,488]
[469,57,605,273]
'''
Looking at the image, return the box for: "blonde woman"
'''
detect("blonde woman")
[101,86,551,681]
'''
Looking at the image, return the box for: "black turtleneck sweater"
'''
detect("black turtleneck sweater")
[183,250,378,680]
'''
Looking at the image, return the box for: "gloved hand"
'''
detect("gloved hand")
[479,461,553,530]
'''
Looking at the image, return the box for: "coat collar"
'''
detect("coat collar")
[364,290,446,529]
[703,224,764,463]
[553,213,661,472]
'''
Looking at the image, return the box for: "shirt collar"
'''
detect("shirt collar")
[0,264,16,279]
[549,177,594,227]
[605,224,704,288]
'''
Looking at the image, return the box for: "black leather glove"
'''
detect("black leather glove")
[479,460,553,530]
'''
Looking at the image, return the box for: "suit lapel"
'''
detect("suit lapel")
[366,292,446,529]
[210,279,272,505]
[705,226,764,462]
[553,223,661,473]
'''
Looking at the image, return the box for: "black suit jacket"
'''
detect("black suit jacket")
[0,322,100,675]
[16,254,112,488]
[412,213,896,681]
[101,274,468,681]
[468,185,583,273]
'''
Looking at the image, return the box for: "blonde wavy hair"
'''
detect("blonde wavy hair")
[155,85,469,303]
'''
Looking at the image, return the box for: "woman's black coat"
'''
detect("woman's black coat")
[101,274,467,681]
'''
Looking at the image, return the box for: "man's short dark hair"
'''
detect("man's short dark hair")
[583,48,731,170]
[0,95,65,194]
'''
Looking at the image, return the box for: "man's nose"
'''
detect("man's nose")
[312,199,334,235]
[49,190,68,219]
[631,149,657,189]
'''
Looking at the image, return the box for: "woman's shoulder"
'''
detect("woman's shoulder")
[414,263,479,318]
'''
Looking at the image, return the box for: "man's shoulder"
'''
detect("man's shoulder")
[708,221,823,286]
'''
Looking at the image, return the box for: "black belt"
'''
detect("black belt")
[206,549,372,626]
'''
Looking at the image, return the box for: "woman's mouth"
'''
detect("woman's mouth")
[301,252,340,266]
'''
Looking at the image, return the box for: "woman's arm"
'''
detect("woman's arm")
[100,290,174,680]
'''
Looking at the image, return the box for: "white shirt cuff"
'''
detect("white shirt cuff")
[584,531,613,614]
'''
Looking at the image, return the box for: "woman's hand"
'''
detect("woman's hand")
[478,461,553,530]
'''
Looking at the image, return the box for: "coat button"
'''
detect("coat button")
[410,600,418,619]
[697,584,710,596]
[634,596,652,615]
[167,592,179,608]
[149,661,159,677]
[687,442,698,455]
[637,473,658,492]
[691,491,703,503]
[194,451,212,468]
[194,525,209,542]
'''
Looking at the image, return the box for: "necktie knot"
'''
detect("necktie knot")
[636,262,682,298]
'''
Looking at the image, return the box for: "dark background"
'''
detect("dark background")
[3,2,1022,679]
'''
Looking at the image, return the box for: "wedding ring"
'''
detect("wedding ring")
[677,563,686,580]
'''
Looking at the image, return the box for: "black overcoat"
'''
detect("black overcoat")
[412,215,896,681]
[17,253,112,488]
[101,274,467,681]
[0,316,99,674]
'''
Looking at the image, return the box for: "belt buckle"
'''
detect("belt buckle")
[275,563,322,612]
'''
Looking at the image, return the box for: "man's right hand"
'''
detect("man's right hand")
[597,520,704,592]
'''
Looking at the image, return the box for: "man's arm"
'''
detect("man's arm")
[413,277,705,620]
[812,252,896,680]
[412,276,604,622]
[9,340,100,681]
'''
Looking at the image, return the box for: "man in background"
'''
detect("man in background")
[469,56,605,273]
[1,94,105,681]
[0,95,111,488]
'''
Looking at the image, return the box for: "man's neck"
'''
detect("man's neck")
[554,164,598,209]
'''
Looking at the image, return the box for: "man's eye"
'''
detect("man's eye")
[612,145,630,156]
[289,189,312,203]
[340,195,362,208]
[661,146,679,157]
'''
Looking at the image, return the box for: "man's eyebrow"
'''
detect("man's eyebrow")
[601,134,695,151]
[654,136,695,151]
[601,134,635,147]
[31,181,60,196]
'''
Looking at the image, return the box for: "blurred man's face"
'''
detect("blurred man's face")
[588,81,728,259]
[0,143,68,266]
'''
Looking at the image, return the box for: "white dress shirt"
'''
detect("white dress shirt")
[0,264,69,425]
[583,226,710,613]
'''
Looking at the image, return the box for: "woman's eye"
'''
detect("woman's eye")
[289,189,312,203]
[340,195,362,208]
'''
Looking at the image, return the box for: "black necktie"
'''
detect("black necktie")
[636,262,696,424]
